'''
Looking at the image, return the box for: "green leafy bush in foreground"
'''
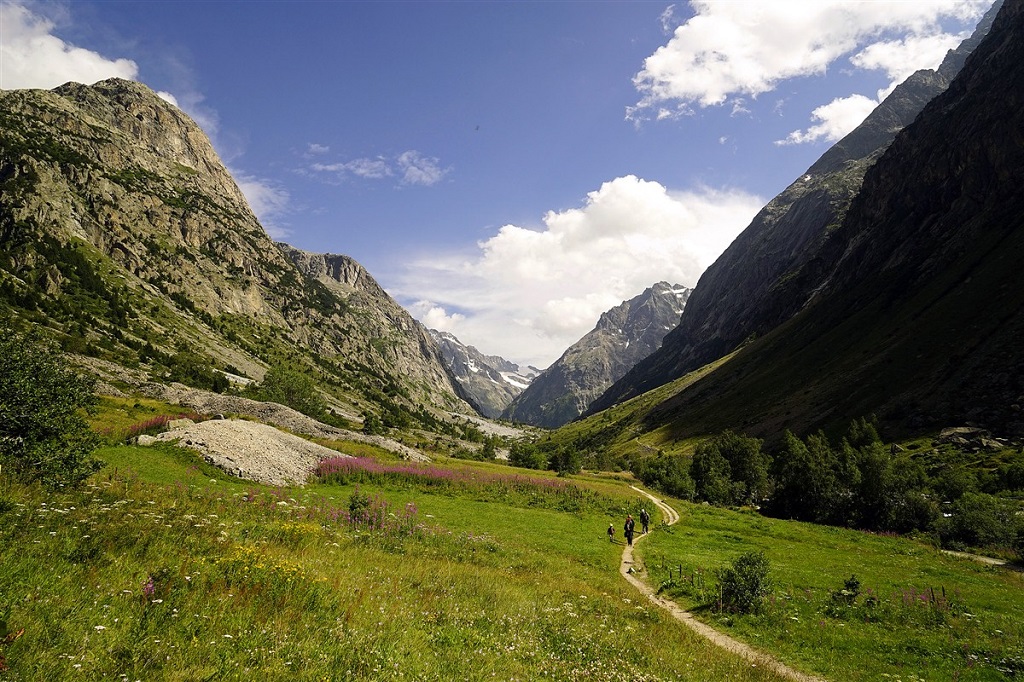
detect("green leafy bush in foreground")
[0,326,99,487]
[717,551,772,614]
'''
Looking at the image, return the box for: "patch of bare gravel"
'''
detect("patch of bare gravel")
[450,412,532,439]
[150,419,344,487]
[135,382,430,462]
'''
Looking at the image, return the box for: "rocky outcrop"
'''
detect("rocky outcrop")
[504,282,690,428]
[588,2,1003,415]
[0,78,468,419]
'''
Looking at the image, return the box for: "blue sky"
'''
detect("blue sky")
[0,0,994,367]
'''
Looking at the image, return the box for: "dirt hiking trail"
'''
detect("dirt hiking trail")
[621,486,825,682]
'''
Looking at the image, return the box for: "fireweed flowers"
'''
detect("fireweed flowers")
[314,457,609,514]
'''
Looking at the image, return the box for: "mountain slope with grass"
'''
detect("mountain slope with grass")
[588,1,1002,416]
[0,78,470,428]
[583,0,1024,443]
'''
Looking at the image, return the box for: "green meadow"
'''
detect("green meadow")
[1,434,1021,680]
[0,442,787,682]
[638,501,1024,681]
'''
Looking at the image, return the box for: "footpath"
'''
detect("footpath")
[620,486,825,682]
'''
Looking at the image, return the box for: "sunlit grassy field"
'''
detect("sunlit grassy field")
[0,443,792,681]
[4,419,1023,681]
[637,500,1024,681]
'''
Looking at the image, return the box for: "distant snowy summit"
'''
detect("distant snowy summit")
[429,330,540,419]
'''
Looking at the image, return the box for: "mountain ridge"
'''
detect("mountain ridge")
[504,282,690,428]
[583,0,1022,442]
[586,1,1004,416]
[429,329,539,419]
[0,77,471,426]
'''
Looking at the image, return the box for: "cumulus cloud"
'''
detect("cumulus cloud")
[407,302,466,333]
[0,1,139,89]
[630,0,989,141]
[393,175,763,367]
[850,32,967,85]
[234,172,291,239]
[776,93,878,145]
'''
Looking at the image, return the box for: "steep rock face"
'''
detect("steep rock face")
[0,78,466,415]
[429,330,538,419]
[504,282,690,428]
[0,79,284,320]
[624,0,1024,440]
[588,2,1002,415]
[278,245,464,407]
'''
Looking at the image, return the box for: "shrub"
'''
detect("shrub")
[509,441,547,470]
[717,551,772,614]
[0,327,100,487]
[935,492,1021,550]
[634,452,695,500]
[256,365,325,418]
[690,444,733,505]
[550,446,582,476]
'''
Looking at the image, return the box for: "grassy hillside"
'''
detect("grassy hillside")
[0,441,789,681]
[639,501,1024,680]
[2,404,1022,680]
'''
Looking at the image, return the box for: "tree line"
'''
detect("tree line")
[634,419,1024,559]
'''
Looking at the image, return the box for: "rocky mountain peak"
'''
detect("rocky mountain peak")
[0,78,469,421]
[502,282,691,428]
[429,330,538,419]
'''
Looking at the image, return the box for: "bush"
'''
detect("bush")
[550,447,582,476]
[362,413,385,436]
[256,365,325,418]
[690,444,733,505]
[633,452,695,500]
[935,492,1021,550]
[0,327,100,487]
[717,551,771,614]
[509,441,547,470]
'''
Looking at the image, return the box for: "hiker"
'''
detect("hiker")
[639,508,650,534]
[624,514,635,546]
[608,523,615,542]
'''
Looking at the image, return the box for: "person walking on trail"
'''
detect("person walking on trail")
[624,515,636,546]
[639,508,650,534]
[608,523,615,542]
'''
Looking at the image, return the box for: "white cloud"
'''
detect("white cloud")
[397,150,450,186]
[777,25,971,145]
[776,93,878,145]
[306,150,449,186]
[234,172,291,239]
[630,0,990,129]
[156,91,179,107]
[0,1,139,89]
[394,175,763,367]
[307,143,330,155]
[407,302,466,332]
[851,31,967,85]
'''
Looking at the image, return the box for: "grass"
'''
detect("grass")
[637,500,1024,681]
[5,429,1022,680]
[0,444,791,681]
[88,396,206,444]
